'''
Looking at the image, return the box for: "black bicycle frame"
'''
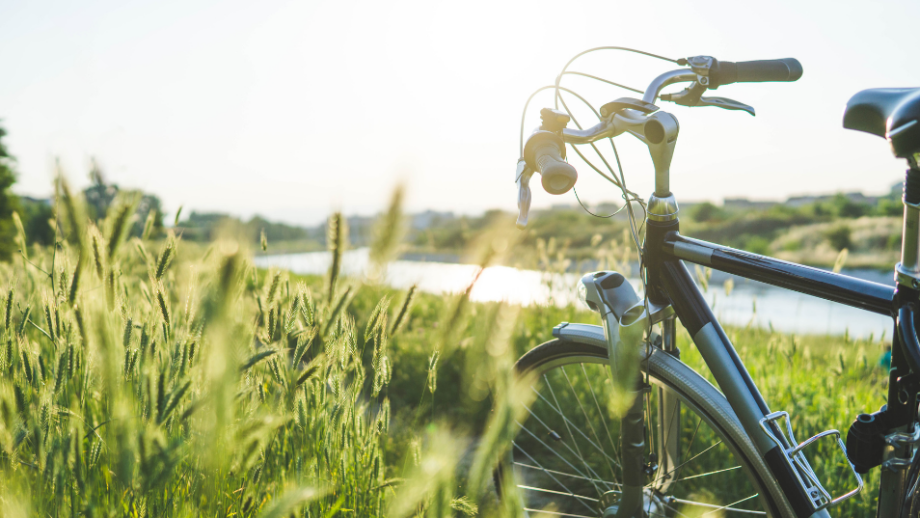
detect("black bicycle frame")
[643,217,917,518]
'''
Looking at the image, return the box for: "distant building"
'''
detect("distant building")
[548,203,579,212]
[411,210,455,230]
[785,192,881,208]
[723,198,778,211]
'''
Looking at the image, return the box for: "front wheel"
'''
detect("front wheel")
[494,338,793,517]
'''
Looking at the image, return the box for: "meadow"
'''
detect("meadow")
[0,181,890,517]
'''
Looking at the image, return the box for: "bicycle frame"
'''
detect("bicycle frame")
[643,217,912,518]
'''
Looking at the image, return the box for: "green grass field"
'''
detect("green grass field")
[0,186,890,517]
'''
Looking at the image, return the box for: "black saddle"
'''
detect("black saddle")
[843,87,920,158]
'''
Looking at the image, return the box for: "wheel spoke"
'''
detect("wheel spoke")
[512,440,600,514]
[560,366,619,482]
[654,439,723,482]
[672,465,742,482]
[513,462,622,487]
[522,508,596,518]
[515,421,614,494]
[652,385,682,489]
[660,501,691,518]
[671,494,765,516]
[672,416,703,483]
[517,485,599,502]
[528,388,621,469]
[543,371,606,494]
[580,363,620,459]
[503,345,769,517]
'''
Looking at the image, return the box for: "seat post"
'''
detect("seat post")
[897,162,920,290]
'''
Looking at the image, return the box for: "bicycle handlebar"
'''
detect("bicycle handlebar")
[516,50,803,224]
[524,131,578,195]
[534,143,577,194]
[710,58,803,88]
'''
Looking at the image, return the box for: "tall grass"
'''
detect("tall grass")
[0,180,403,517]
[0,178,889,517]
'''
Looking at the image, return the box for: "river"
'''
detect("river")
[254,249,894,339]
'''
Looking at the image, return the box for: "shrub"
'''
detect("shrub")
[826,224,852,251]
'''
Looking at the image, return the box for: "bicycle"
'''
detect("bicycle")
[495,47,920,517]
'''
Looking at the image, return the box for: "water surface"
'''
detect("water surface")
[255,249,893,339]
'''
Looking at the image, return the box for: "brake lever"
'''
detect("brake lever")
[661,82,756,116]
[697,96,755,116]
[515,158,533,229]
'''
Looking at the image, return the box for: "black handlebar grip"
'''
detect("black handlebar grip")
[534,142,577,195]
[710,58,803,88]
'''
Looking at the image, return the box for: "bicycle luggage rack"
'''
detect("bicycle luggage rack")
[759,411,864,512]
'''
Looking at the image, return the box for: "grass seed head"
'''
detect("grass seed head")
[326,212,347,303]
[12,211,27,262]
[105,192,141,261]
[390,284,416,335]
[4,288,12,329]
[368,184,406,281]
[156,286,170,329]
[141,209,157,240]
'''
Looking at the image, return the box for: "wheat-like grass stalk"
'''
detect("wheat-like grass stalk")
[12,211,27,261]
[16,305,30,337]
[43,301,56,342]
[266,271,281,305]
[89,225,105,279]
[56,172,87,252]
[390,284,416,335]
[326,212,346,303]
[155,239,175,281]
[368,185,406,281]
[68,255,83,305]
[123,317,133,348]
[105,192,140,261]
[105,270,116,311]
[4,288,12,329]
[426,350,439,395]
[142,209,157,240]
[292,327,315,367]
[156,285,170,329]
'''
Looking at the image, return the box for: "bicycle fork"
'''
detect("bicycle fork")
[581,272,678,517]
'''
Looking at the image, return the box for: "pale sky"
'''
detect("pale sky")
[1,0,917,225]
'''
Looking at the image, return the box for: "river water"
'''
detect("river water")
[255,249,895,339]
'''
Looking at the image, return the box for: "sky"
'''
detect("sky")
[1,0,918,226]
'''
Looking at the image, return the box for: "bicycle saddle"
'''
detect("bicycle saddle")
[843,87,920,157]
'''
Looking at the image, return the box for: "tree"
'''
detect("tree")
[0,124,21,261]
[689,201,727,223]
[19,197,54,246]
[831,193,871,219]
[83,159,164,238]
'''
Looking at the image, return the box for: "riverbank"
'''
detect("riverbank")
[256,248,895,338]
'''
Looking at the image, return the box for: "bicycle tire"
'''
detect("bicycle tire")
[494,338,796,517]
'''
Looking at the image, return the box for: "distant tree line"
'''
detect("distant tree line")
[0,124,165,261]
[174,211,318,244]
[0,123,322,261]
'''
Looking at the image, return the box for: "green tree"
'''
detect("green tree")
[826,224,852,251]
[19,197,54,246]
[689,201,727,223]
[0,124,21,261]
[83,159,164,238]
[831,193,871,218]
